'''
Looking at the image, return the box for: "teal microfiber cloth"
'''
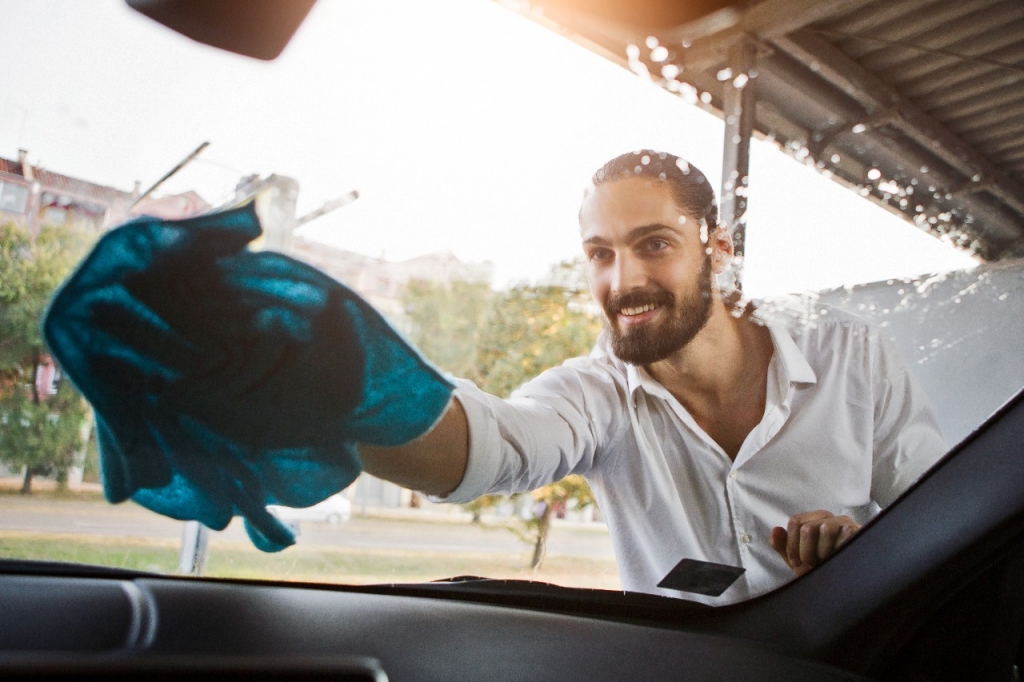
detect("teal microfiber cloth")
[42,203,453,552]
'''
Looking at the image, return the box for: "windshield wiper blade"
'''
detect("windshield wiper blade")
[352,575,711,621]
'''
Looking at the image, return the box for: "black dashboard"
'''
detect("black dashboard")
[1,570,868,681]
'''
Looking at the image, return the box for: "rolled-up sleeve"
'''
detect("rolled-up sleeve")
[433,360,626,504]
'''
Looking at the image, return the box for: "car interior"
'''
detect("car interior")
[3,0,1024,680]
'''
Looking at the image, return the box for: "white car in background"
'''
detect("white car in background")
[267,493,352,526]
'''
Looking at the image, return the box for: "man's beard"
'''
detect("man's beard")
[604,255,714,366]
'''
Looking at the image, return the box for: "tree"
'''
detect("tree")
[0,377,88,493]
[401,278,494,381]
[526,474,595,569]
[0,221,95,492]
[400,260,604,568]
[473,260,603,569]
[474,260,600,398]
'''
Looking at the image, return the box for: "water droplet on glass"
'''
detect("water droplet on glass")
[831,154,841,164]
[641,155,651,165]
[700,91,712,104]
[650,46,669,62]
[661,64,681,79]
[716,68,733,81]
[733,73,749,89]
[646,36,659,49]
[920,166,929,173]
[678,82,698,103]
[867,168,882,181]
[851,123,868,134]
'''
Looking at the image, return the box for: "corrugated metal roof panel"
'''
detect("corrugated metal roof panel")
[521,0,1024,261]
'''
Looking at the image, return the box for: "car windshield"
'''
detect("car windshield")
[1,0,1019,605]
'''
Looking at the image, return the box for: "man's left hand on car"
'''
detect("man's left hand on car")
[769,510,862,576]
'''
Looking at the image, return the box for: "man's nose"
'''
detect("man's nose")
[610,253,645,294]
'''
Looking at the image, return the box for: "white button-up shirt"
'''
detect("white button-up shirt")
[442,307,947,604]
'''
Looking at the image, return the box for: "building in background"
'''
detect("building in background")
[291,235,493,328]
[0,149,212,234]
[0,150,136,233]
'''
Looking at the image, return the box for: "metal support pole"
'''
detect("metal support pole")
[178,520,210,576]
[720,37,757,287]
[129,142,210,212]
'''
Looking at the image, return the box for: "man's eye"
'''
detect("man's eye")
[644,239,668,252]
[588,249,611,262]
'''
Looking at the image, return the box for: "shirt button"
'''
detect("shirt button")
[728,471,737,479]
[741,533,752,544]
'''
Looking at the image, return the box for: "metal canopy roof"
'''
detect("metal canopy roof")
[522,0,1024,261]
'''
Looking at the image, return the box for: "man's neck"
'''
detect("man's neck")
[646,302,759,394]
[644,301,774,458]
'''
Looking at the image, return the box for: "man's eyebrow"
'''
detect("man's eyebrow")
[583,223,679,246]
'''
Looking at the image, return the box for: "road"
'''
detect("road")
[0,494,615,559]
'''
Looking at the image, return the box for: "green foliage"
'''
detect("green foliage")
[0,222,93,376]
[475,261,601,398]
[402,279,493,380]
[524,474,596,569]
[401,259,603,568]
[0,221,96,491]
[0,379,88,488]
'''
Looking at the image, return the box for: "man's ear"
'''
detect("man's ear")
[711,227,735,274]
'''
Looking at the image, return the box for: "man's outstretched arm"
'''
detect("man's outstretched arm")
[358,397,470,497]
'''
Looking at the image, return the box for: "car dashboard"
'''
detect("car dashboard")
[0,566,869,682]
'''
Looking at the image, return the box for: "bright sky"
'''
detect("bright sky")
[1,0,975,294]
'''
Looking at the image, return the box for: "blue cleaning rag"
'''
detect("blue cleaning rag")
[43,203,453,551]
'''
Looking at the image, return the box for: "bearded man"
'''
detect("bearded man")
[359,150,947,605]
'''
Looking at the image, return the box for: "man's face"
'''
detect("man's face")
[579,176,722,365]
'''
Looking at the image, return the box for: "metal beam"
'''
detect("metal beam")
[720,37,757,280]
[671,0,870,72]
[773,29,1024,223]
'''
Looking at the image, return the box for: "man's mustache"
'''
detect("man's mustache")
[604,288,674,318]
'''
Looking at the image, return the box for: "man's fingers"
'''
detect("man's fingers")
[799,522,822,567]
[787,510,833,567]
[774,512,861,576]
[836,520,860,549]
[769,526,788,560]
[816,522,838,562]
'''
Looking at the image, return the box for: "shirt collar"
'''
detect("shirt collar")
[606,318,818,401]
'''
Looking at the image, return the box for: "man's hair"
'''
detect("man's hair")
[592,150,719,231]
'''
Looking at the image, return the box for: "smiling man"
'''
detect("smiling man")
[359,150,947,604]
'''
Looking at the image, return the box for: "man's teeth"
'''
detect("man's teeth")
[621,304,657,316]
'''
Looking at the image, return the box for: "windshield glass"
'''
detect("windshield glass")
[1,0,1016,605]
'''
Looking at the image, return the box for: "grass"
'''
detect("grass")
[0,486,107,501]
[0,532,620,590]
[0,533,180,573]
